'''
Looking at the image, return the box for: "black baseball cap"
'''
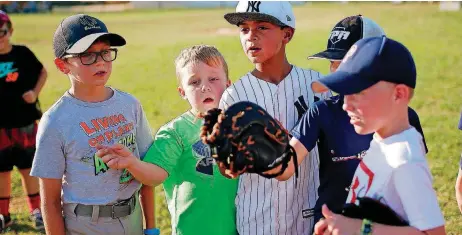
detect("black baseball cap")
[53,14,126,58]
[311,36,416,95]
[308,15,385,61]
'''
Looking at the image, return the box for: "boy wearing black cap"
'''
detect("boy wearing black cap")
[313,36,445,235]
[30,14,156,235]
[0,10,47,232]
[271,15,428,227]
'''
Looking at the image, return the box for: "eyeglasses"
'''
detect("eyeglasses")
[0,29,9,38]
[62,48,118,65]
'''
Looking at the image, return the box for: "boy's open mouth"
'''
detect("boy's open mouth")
[203,98,214,103]
[248,46,261,52]
[94,71,106,76]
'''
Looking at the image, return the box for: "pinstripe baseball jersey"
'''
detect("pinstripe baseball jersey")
[219,65,330,235]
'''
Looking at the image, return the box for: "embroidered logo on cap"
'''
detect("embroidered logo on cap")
[246,1,261,12]
[79,16,101,31]
[329,27,351,45]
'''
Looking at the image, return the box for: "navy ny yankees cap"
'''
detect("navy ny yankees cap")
[225,1,295,29]
[53,14,126,58]
[311,36,416,95]
[309,15,385,61]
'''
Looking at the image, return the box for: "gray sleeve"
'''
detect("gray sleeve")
[136,103,154,159]
[30,115,66,179]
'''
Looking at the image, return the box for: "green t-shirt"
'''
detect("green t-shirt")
[143,111,238,235]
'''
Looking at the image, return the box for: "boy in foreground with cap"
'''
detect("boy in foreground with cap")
[270,15,428,227]
[0,10,48,232]
[312,36,445,234]
[220,1,330,234]
[30,14,157,235]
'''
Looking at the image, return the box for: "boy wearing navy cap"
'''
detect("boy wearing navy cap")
[312,36,445,235]
[270,15,428,228]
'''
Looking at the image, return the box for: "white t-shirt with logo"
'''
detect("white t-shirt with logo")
[346,127,444,230]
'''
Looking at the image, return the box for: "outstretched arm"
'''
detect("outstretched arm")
[274,138,309,181]
[96,144,168,186]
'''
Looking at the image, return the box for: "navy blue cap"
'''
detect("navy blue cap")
[311,36,416,95]
[53,14,126,58]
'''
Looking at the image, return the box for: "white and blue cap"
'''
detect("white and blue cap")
[224,1,295,29]
[53,14,126,58]
[311,36,417,95]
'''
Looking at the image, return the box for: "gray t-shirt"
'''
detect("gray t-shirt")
[31,88,153,205]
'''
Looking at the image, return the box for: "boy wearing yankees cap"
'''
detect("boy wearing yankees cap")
[313,36,445,235]
[220,1,331,234]
[30,14,157,235]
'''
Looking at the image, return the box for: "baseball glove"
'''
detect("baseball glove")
[200,101,298,180]
[339,197,409,226]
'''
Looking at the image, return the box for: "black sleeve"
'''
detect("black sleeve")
[21,45,44,76]
[408,107,428,153]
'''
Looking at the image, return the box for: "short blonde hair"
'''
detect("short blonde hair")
[174,45,229,85]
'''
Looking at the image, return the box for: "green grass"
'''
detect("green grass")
[4,2,462,234]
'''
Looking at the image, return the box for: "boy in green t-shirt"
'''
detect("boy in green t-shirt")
[96,45,238,235]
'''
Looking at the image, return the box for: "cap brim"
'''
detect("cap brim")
[66,33,126,54]
[224,12,287,27]
[311,71,378,95]
[308,49,346,61]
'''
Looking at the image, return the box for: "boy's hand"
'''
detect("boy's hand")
[22,90,37,103]
[313,204,361,235]
[96,143,137,169]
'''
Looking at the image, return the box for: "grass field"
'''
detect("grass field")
[3,2,462,234]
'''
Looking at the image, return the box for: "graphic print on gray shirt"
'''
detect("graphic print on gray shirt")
[31,88,153,205]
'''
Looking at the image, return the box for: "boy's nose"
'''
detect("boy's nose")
[94,54,105,66]
[248,29,257,41]
[342,95,354,112]
[201,84,212,92]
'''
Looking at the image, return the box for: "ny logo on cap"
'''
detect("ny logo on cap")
[247,1,261,13]
[79,16,101,31]
[329,27,351,45]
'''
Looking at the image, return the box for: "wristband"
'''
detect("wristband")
[144,228,160,235]
[360,219,373,235]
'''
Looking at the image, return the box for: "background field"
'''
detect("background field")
[3,2,462,234]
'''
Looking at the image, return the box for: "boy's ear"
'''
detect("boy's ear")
[177,86,187,100]
[226,79,231,88]
[283,27,294,43]
[54,58,70,74]
[394,84,411,102]
[8,28,13,36]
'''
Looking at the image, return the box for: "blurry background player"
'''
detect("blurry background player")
[270,15,428,227]
[0,10,47,231]
[455,111,462,214]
